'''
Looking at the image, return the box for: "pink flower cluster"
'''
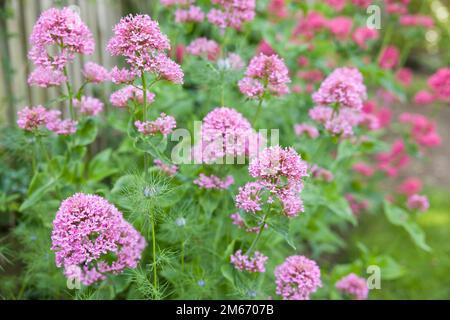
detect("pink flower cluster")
[186,37,220,61]
[385,0,410,15]
[294,123,319,139]
[326,17,353,39]
[352,27,379,49]
[207,0,256,30]
[400,15,434,28]
[399,113,441,148]
[346,194,369,216]
[135,113,177,136]
[107,14,183,83]
[310,67,367,137]
[239,53,291,98]
[352,162,375,177]
[160,0,192,6]
[154,159,178,176]
[230,213,266,233]
[428,68,450,103]
[395,68,413,87]
[397,177,422,196]
[361,100,392,129]
[110,85,155,108]
[230,250,268,273]
[310,164,334,182]
[376,140,410,177]
[379,46,400,69]
[414,90,435,106]
[407,194,429,212]
[336,273,369,300]
[28,67,67,88]
[83,62,110,83]
[51,193,146,285]
[236,146,308,217]
[73,96,104,116]
[193,174,234,190]
[17,106,77,135]
[28,7,94,71]
[194,107,261,163]
[293,12,327,39]
[274,255,322,300]
[175,6,205,23]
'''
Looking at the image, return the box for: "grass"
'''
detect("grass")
[351,190,450,299]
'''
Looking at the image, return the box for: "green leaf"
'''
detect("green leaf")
[221,264,235,286]
[87,149,118,182]
[19,173,56,212]
[325,197,357,225]
[267,215,296,250]
[134,136,170,162]
[383,201,431,252]
[74,118,98,146]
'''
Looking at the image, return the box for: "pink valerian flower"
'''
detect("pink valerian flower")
[385,0,410,15]
[379,46,400,69]
[397,177,422,196]
[51,193,146,286]
[207,0,256,30]
[186,37,220,61]
[230,250,268,273]
[49,119,78,135]
[28,67,67,87]
[230,213,266,233]
[294,124,319,139]
[276,182,305,217]
[407,194,429,212]
[376,140,410,177]
[82,62,110,83]
[310,165,334,182]
[297,56,309,67]
[110,66,137,84]
[326,17,353,39]
[194,107,261,163]
[73,96,104,116]
[352,27,379,49]
[274,256,322,300]
[345,194,369,216]
[225,52,245,70]
[395,68,413,87]
[110,85,155,108]
[256,39,276,56]
[107,14,183,83]
[362,100,392,129]
[268,0,288,19]
[175,6,205,23]
[399,112,441,148]
[239,53,291,98]
[414,90,435,105]
[249,146,308,184]
[309,106,362,137]
[297,70,324,83]
[135,113,177,136]
[28,7,94,70]
[107,14,170,67]
[428,68,450,103]
[193,174,234,190]
[336,273,369,300]
[238,77,265,98]
[149,53,184,84]
[154,159,178,176]
[17,106,48,131]
[293,11,327,39]
[312,67,367,111]
[325,0,346,10]
[235,181,265,213]
[400,15,434,28]
[352,163,375,177]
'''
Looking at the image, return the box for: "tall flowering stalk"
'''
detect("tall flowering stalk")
[107,14,184,292]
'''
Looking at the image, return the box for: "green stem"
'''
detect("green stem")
[151,211,158,291]
[141,73,149,178]
[63,67,76,121]
[252,98,263,128]
[181,240,185,272]
[246,212,268,255]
